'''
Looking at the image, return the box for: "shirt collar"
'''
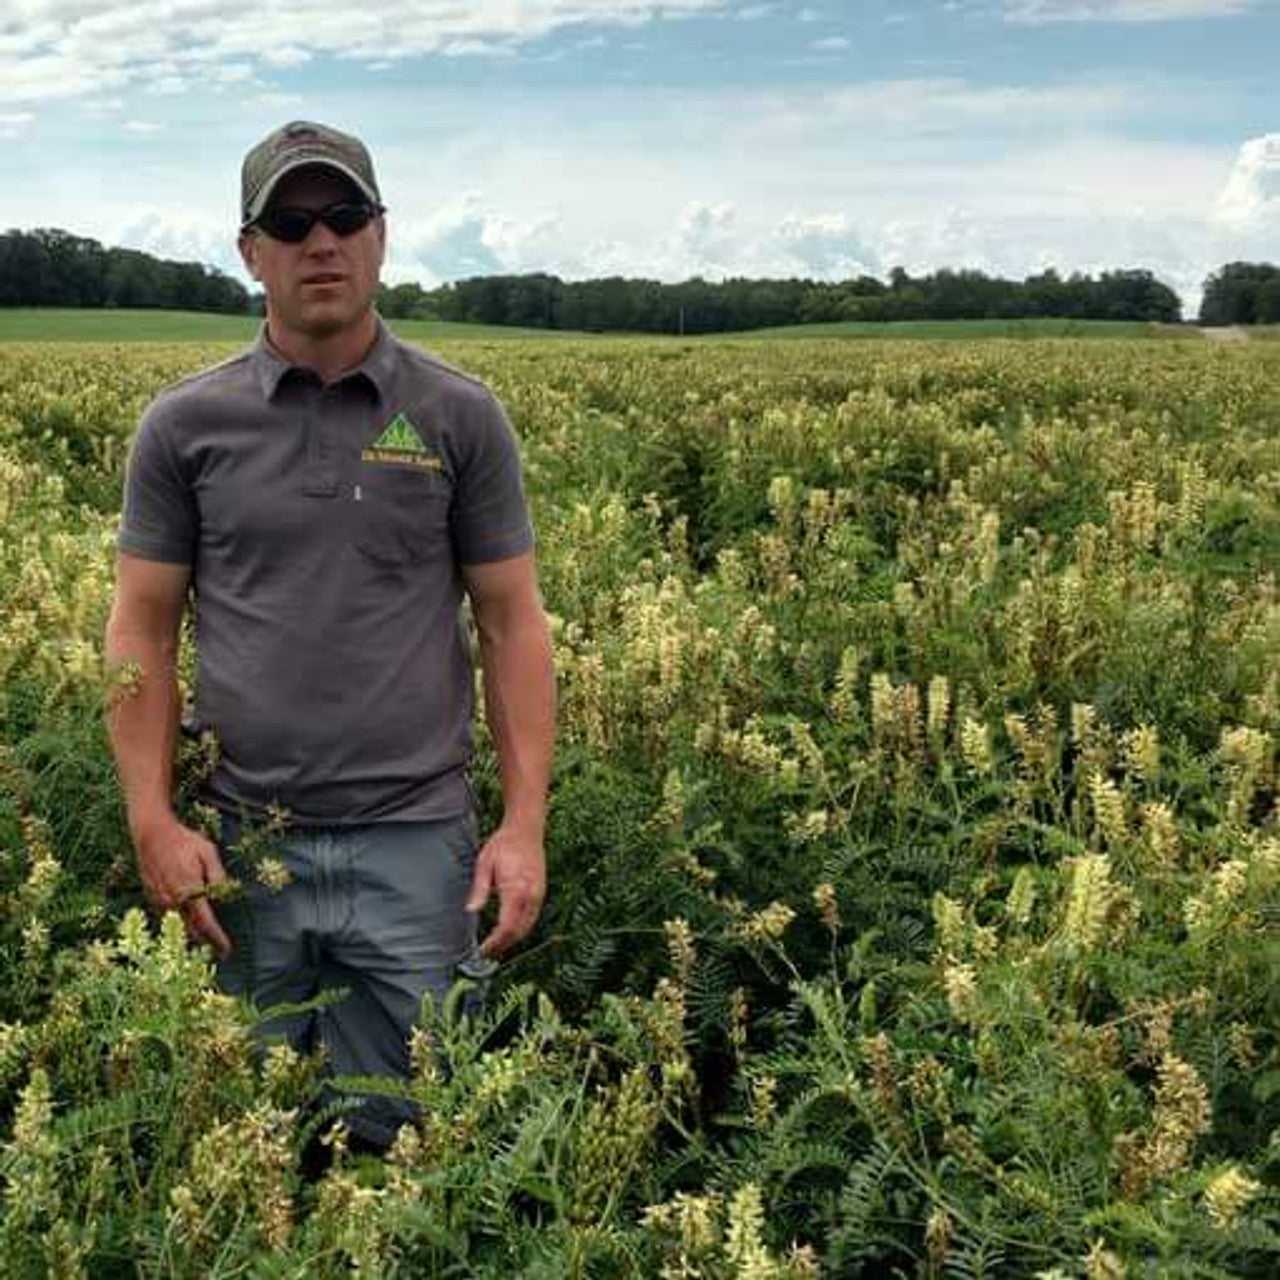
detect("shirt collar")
[250,312,397,404]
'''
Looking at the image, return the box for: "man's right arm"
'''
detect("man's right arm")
[104,552,231,958]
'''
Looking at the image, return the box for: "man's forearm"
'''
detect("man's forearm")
[477,609,556,833]
[104,625,182,840]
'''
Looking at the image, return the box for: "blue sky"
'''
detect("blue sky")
[1,0,1278,311]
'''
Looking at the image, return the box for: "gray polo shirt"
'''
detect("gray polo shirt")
[117,314,534,826]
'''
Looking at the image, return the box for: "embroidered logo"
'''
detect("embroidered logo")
[362,412,443,472]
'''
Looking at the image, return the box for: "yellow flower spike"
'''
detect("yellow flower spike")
[811,881,840,933]
[960,717,994,774]
[926,674,951,740]
[1121,724,1161,783]
[116,907,151,964]
[1084,1240,1126,1280]
[1006,867,1037,928]
[738,902,796,945]
[10,1066,55,1159]
[724,1183,770,1276]
[1140,801,1180,868]
[664,918,696,984]
[1089,772,1129,848]
[1061,853,1116,955]
[931,894,968,956]
[1203,1164,1261,1227]
[942,961,979,1024]
[255,857,293,892]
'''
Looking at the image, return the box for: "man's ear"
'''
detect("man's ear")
[237,232,260,281]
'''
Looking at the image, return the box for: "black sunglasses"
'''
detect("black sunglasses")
[246,200,384,243]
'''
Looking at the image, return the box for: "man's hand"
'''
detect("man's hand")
[465,821,546,958]
[134,814,233,961]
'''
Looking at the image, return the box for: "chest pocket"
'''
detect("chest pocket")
[352,464,453,567]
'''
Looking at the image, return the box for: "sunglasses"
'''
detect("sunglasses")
[246,200,384,243]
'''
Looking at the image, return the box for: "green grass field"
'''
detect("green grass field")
[0,307,1209,344]
[739,317,1196,340]
[0,308,580,343]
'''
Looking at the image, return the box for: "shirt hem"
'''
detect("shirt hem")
[199,773,472,830]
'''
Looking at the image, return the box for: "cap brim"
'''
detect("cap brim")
[243,155,379,225]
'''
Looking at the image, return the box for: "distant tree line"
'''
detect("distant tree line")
[0,228,250,312]
[1198,263,1280,326]
[15,224,1280,331]
[376,266,1183,331]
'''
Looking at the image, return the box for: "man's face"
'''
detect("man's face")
[238,164,385,341]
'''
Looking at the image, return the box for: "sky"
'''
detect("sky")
[1,0,1278,314]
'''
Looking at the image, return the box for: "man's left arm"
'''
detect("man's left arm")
[461,551,556,957]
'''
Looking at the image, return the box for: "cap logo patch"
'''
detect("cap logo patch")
[276,127,317,154]
[362,413,442,471]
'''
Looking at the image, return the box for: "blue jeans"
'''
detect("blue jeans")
[214,808,489,1146]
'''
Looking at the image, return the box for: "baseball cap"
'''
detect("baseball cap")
[240,120,381,227]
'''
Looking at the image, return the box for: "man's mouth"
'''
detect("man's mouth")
[303,274,346,285]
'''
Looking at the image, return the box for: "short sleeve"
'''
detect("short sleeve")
[117,400,198,564]
[450,390,535,565]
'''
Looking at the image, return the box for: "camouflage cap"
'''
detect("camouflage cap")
[240,120,381,227]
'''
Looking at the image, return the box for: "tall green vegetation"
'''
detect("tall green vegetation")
[0,338,1276,1276]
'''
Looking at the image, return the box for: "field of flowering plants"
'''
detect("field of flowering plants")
[0,334,1277,1277]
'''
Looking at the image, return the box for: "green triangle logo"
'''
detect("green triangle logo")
[371,413,426,453]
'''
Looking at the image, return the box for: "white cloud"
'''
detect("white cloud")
[1006,0,1250,21]
[811,35,850,50]
[353,79,1240,312]
[1213,133,1280,228]
[776,213,879,277]
[390,195,514,284]
[819,78,1144,130]
[1204,134,1280,283]
[675,201,737,269]
[381,194,883,289]
[123,119,161,132]
[0,0,731,104]
[259,46,313,69]
[210,62,254,84]
[0,49,130,104]
[80,96,123,115]
[252,91,304,109]
[438,38,521,58]
[0,110,36,136]
[112,210,241,277]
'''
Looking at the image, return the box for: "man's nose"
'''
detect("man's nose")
[302,219,341,253]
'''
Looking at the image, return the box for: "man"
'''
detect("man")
[103,121,556,1150]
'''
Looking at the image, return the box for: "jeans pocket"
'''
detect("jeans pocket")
[443,808,481,880]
